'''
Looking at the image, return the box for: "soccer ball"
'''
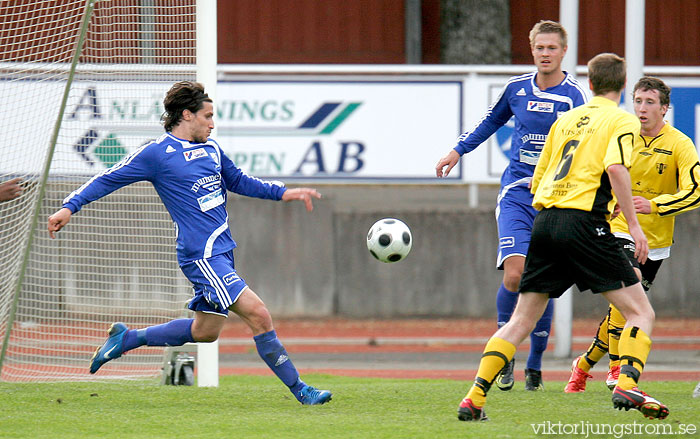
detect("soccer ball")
[366,218,412,263]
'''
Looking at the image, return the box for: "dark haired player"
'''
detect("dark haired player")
[565,76,700,393]
[48,81,332,405]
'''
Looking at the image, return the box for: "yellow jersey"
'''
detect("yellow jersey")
[531,96,640,216]
[610,122,700,249]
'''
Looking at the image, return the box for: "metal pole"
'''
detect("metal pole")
[468,183,479,208]
[140,0,156,64]
[625,0,645,112]
[405,0,422,64]
[552,0,579,359]
[560,0,579,79]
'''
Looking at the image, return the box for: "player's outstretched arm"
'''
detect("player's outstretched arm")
[0,177,23,201]
[435,149,460,178]
[48,207,73,239]
[281,188,321,212]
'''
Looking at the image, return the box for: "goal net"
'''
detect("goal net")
[0,0,197,381]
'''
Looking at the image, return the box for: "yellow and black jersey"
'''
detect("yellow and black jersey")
[610,122,700,248]
[531,96,640,215]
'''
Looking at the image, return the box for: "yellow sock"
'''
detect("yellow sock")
[616,326,651,390]
[577,312,610,372]
[466,337,516,407]
[607,305,625,368]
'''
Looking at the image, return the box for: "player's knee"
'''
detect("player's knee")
[620,303,655,330]
[191,326,220,343]
[502,257,525,291]
[245,303,274,334]
[631,299,655,322]
[644,306,656,324]
[505,315,537,342]
[503,272,522,292]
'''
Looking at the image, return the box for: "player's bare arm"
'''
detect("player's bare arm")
[281,188,321,212]
[435,149,460,178]
[0,177,23,201]
[48,207,73,239]
[607,164,648,263]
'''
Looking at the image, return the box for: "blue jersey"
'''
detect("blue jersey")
[63,132,286,265]
[455,71,588,194]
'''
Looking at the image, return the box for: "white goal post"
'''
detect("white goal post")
[0,0,217,382]
[194,0,219,388]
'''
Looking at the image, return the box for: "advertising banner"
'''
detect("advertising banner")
[215,80,463,181]
[2,74,699,184]
[1,80,463,181]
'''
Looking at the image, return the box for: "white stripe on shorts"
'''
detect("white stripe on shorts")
[195,258,232,309]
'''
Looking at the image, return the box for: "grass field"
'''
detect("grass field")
[1,375,698,438]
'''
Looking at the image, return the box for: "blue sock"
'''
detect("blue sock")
[496,283,518,328]
[527,299,554,370]
[254,330,305,399]
[137,318,195,347]
[122,329,147,353]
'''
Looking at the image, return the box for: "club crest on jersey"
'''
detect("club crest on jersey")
[183,148,207,161]
[656,163,667,174]
[527,101,554,113]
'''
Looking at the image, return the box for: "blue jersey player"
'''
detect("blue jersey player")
[48,81,332,405]
[436,20,588,391]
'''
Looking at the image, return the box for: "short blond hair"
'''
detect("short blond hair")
[529,20,567,48]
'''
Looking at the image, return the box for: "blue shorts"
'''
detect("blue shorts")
[495,185,537,269]
[180,250,249,317]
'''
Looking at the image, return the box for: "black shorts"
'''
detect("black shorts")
[518,208,640,297]
[616,237,664,292]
